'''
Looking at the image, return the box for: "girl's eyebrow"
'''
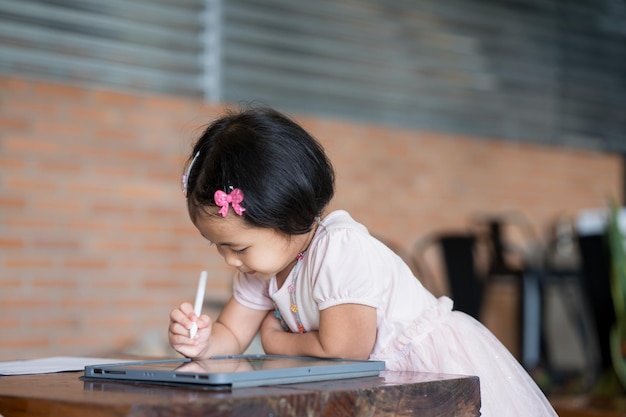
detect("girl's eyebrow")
[205,237,243,247]
[216,242,240,247]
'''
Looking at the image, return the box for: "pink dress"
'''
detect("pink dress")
[233,210,558,416]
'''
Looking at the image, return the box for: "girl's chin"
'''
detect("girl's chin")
[254,272,276,280]
[241,270,275,280]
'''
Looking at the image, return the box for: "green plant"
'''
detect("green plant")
[607,200,626,390]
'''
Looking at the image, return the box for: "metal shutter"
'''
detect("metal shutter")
[0,0,210,97]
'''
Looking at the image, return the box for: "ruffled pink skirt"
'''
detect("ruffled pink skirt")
[371,297,558,417]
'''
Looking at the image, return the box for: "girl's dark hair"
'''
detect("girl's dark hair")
[184,106,335,235]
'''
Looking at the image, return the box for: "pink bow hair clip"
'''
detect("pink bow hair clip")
[214,188,246,217]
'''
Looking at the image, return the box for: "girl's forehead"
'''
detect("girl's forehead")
[195,214,247,236]
[194,213,279,244]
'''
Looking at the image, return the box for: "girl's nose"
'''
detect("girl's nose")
[223,252,243,268]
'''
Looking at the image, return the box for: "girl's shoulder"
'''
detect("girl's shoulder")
[313,210,382,255]
[318,210,368,234]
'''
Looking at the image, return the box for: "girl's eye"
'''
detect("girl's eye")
[232,247,247,254]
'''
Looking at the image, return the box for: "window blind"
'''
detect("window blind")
[0,0,209,97]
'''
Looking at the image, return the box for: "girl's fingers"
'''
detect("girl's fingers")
[169,310,189,331]
[196,314,211,328]
[170,302,197,330]
[169,304,212,358]
[179,302,195,316]
[169,321,191,337]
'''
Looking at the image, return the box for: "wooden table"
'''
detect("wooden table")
[0,369,480,417]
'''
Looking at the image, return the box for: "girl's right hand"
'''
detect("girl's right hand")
[168,301,212,358]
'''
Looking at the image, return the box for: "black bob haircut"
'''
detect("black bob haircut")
[184,106,335,235]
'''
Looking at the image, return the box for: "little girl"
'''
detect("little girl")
[168,106,557,416]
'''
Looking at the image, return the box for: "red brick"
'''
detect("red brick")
[141,278,184,290]
[91,279,133,289]
[91,203,135,215]
[37,160,82,174]
[33,120,88,140]
[0,319,20,330]
[0,297,52,309]
[90,165,134,177]
[172,225,202,236]
[0,278,22,289]
[69,106,117,124]
[31,318,78,328]
[4,258,55,268]
[0,337,50,349]
[5,177,57,192]
[65,180,113,195]
[118,260,160,270]
[119,222,161,233]
[56,335,108,348]
[90,240,133,252]
[0,77,31,93]
[117,150,162,162]
[114,298,162,308]
[0,238,24,248]
[85,316,133,327]
[0,116,29,131]
[5,100,64,120]
[33,199,83,213]
[34,81,86,100]
[0,157,26,170]
[32,278,79,289]
[143,242,183,253]
[94,127,136,142]
[60,299,107,309]
[4,217,56,230]
[63,146,115,160]
[3,136,59,153]
[63,259,109,270]
[146,206,186,218]
[65,221,110,232]
[90,89,143,107]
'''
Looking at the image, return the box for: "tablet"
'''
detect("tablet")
[83,355,385,388]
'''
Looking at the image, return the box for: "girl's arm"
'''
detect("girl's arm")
[260,303,377,360]
[169,296,268,359]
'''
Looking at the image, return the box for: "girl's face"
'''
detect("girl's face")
[193,210,311,284]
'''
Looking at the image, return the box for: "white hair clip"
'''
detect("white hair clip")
[181,151,200,196]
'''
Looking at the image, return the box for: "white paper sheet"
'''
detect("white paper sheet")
[0,356,134,375]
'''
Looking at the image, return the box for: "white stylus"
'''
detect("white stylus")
[189,270,207,339]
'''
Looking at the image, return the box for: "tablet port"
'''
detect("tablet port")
[174,373,196,379]
[104,370,126,375]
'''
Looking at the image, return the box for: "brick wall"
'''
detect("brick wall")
[0,76,622,361]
